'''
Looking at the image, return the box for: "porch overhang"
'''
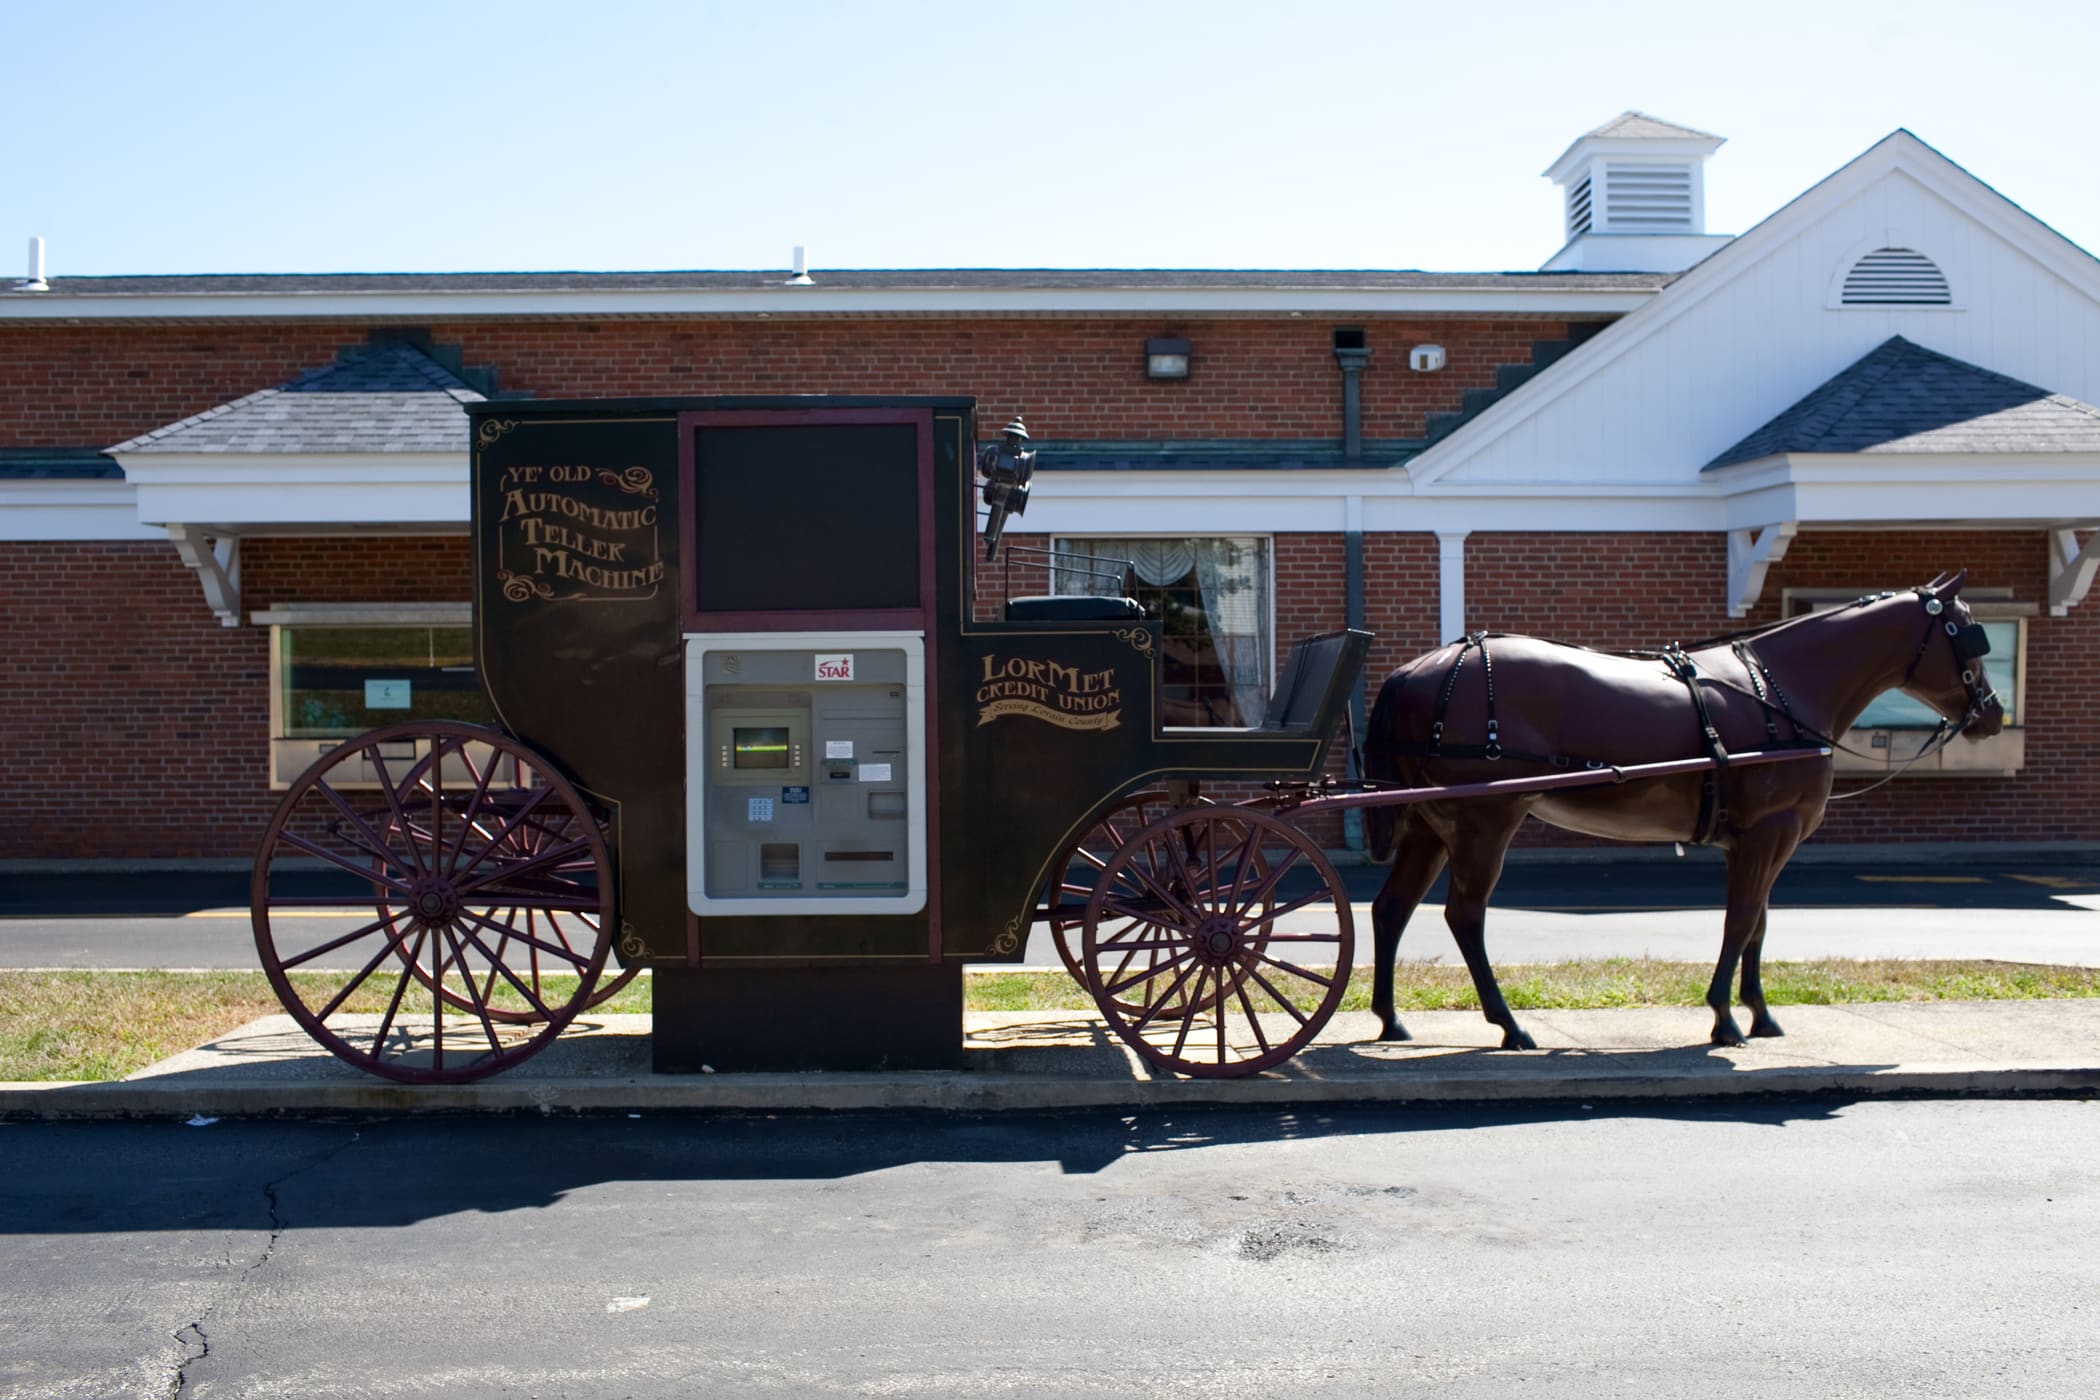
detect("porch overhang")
[1708,450,2100,615]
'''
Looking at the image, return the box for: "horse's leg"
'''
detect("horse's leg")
[1738,907,1783,1038]
[1436,801,1536,1051]
[1370,811,1449,1043]
[1711,813,1803,1046]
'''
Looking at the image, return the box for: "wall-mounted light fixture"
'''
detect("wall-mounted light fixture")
[1145,337,1191,379]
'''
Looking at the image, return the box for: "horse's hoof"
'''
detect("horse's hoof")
[1748,1016,1785,1039]
[1710,1023,1747,1048]
[1376,1021,1413,1043]
[1501,1028,1537,1051]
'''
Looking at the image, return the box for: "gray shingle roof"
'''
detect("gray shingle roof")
[1705,336,2100,469]
[1586,111,1724,142]
[109,341,483,455]
[30,267,1678,298]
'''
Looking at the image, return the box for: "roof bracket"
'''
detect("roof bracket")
[1727,521,1798,618]
[2049,527,2098,617]
[166,524,242,627]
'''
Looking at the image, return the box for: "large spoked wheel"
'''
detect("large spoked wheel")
[1082,806,1352,1079]
[252,720,614,1084]
[1042,791,1212,998]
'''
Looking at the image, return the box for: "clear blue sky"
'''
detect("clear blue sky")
[6,0,2097,277]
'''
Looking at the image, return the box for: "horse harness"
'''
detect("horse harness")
[1365,588,1997,844]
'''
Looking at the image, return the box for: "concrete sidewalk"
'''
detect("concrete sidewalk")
[4,1000,2096,1118]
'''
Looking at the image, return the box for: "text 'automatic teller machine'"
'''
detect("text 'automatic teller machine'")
[685,633,929,917]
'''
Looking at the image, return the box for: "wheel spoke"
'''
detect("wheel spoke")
[1234,978,1273,1054]
[370,927,428,1055]
[313,925,413,1023]
[1113,844,1202,927]
[1169,971,1205,1060]
[1252,950,1337,990]
[311,780,421,880]
[1243,963,1312,1027]
[455,835,593,896]
[1231,843,1303,917]
[1103,947,1194,999]
[455,906,596,968]
[455,921,562,1021]
[275,913,401,970]
[274,831,415,894]
[1131,958,1202,1032]
[1246,886,1339,925]
[364,746,429,880]
[439,923,505,1055]
[451,786,557,883]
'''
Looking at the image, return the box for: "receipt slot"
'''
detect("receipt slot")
[686,633,928,917]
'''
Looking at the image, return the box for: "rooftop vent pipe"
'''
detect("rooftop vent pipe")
[19,237,49,292]
[786,245,814,286]
[1333,328,1369,459]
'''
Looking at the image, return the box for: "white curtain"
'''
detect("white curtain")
[1052,539,1130,597]
[1193,538,1269,726]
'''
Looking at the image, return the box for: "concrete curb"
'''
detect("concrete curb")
[2,1065,2096,1120]
[6,1004,2097,1120]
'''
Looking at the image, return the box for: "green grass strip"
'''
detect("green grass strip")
[2,959,2095,1082]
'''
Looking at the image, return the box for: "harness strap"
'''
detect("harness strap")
[1663,646,1731,845]
[1732,640,1781,746]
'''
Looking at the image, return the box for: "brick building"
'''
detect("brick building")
[4,114,2096,863]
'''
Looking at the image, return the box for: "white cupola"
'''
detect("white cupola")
[1540,111,1733,273]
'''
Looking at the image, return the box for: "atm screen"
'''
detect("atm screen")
[733,727,792,769]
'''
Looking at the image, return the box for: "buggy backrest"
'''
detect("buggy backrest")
[1258,629,1373,739]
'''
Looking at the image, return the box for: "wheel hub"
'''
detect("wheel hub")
[1193,914,1242,965]
[407,877,460,926]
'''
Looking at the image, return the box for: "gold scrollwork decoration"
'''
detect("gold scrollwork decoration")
[598,466,659,500]
[1113,627,1156,658]
[989,917,1023,956]
[501,573,555,603]
[476,418,520,447]
[618,919,647,963]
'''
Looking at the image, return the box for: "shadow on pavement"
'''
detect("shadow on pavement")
[0,1094,1867,1233]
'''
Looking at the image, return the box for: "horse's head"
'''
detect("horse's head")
[1898,571,2005,741]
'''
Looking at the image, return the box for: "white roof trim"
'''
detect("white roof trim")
[0,478,164,541]
[1406,130,2100,490]
[112,449,468,527]
[0,284,1659,322]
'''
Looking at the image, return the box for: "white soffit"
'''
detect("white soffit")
[1712,451,2100,530]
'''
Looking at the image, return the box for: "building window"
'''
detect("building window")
[1054,537,1271,726]
[1785,590,2026,778]
[253,604,488,787]
[276,625,491,737]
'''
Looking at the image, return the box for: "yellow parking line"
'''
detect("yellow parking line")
[185,909,365,919]
[2005,874,2091,889]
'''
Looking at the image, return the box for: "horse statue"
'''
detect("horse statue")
[1362,571,2004,1049]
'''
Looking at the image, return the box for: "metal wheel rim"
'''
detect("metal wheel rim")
[1082,806,1352,1078]
[251,721,613,1083]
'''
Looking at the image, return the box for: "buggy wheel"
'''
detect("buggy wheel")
[1042,792,1218,1011]
[252,721,613,1083]
[385,747,637,1024]
[1082,806,1351,1078]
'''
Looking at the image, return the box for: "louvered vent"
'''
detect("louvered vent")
[1841,248,1951,305]
[1604,163,1693,229]
[1566,175,1593,239]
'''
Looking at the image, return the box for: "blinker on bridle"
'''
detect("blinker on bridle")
[1903,586,1996,737]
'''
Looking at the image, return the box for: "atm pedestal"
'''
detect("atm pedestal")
[651,965,964,1072]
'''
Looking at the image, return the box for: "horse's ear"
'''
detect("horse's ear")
[1932,568,1967,599]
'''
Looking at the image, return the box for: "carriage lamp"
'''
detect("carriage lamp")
[1145,338,1191,379]
[977,416,1035,560]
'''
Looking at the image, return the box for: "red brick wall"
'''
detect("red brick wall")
[1,316,1571,450]
[0,538,473,860]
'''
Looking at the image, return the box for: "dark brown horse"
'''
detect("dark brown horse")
[1363,572,2004,1049]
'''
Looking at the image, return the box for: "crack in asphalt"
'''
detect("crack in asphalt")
[165,1126,368,1398]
